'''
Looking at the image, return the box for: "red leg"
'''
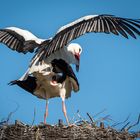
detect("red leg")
[60,83,70,125]
[62,100,70,126]
[44,100,49,124]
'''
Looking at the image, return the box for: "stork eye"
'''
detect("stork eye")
[79,48,82,53]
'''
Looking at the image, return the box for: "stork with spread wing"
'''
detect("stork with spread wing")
[1,14,140,125]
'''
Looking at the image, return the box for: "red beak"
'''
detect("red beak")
[75,53,80,72]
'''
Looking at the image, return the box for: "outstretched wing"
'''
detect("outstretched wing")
[0,27,47,54]
[39,14,140,60]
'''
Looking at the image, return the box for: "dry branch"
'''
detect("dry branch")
[31,108,36,126]
[112,114,131,128]
[126,113,140,131]
[0,102,19,126]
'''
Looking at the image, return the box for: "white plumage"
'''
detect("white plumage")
[57,15,98,33]
[6,27,45,44]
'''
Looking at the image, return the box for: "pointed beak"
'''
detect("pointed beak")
[76,64,79,72]
[75,53,80,72]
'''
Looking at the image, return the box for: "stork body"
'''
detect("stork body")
[10,59,79,124]
[1,14,140,125]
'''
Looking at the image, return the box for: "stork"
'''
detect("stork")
[9,59,79,125]
[0,14,140,125]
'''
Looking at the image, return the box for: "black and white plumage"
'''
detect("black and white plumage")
[0,27,48,53]
[1,14,140,125]
[9,59,79,125]
[32,14,140,65]
[1,15,140,70]
[9,59,79,99]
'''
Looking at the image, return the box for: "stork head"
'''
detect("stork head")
[67,43,82,72]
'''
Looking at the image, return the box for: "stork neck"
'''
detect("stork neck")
[43,47,77,65]
[64,47,78,64]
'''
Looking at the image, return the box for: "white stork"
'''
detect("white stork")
[9,59,79,125]
[0,14,140,125]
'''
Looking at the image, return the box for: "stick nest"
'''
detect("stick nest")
[0,120,139,140]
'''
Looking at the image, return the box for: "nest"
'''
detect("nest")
[0,119,139,140]
[0,109,140,140]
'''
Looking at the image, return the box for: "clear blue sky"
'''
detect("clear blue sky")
[0,0,140,131]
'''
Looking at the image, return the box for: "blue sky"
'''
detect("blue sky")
[0,0,140,131]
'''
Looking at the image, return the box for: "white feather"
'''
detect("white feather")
[57,15,98,33]
[43,43,81,65]
[6,27,45,44]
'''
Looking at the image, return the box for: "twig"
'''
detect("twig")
[96,115,112,123]
[0,121,6,126]
[87,112,94,124]
[121,122,130,131]
[15,120,26,126]
[31,107,36,126]
[126,113,140,131]
[112,114,131,127]
[76,110,88,124]
[69,110,79,124]
[102,115,113,122]
[5,102,19,124]
[58,119,63,127]
[93,108,107,118]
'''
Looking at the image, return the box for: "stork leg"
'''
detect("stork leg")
[62,99,70,125]
[44,99,49,124]
[60,87,70,125]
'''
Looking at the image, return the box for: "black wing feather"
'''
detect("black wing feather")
[122,21,140,36]
[0,29,44,54]
[0,29,25,52]
[51,59,79,90]
[9,76,37,94]
[31,15,140,61]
